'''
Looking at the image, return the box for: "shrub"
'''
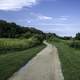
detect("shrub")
[70,40,80,49]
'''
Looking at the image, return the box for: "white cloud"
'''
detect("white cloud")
[30,12,53,20]
[0,0,37,11]
[55,16,69,21]
[27,20,32,23]
[38,15,53,20]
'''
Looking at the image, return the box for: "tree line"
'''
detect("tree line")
[0,20,80,40]
[0,20,46,42]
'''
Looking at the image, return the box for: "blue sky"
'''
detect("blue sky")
[0,0,80,36]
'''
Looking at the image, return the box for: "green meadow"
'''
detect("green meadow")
[0,39,45,80]
[48,38,80,80]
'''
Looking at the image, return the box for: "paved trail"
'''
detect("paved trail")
[8,42,64,80]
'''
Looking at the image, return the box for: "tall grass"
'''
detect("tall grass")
[49,39,80,80]
[0,38,45,80]
[0,38,40,54]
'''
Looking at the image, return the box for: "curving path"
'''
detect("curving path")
[8,41,64,80]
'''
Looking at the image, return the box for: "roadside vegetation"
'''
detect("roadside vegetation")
[69,33,80,49]
[70,40,80,49]
[0,39,34,53]
[48,33,80,80]
[0,44,45,80]
[0,20,46,80]
[0,38,43,54]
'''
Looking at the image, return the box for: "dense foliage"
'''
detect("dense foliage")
[70,40,80,49]
[75,33,80,40]
[0,20,45,40]
[69,33,80,49]
[0,20,47,55]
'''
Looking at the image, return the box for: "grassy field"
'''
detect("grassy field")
[49,39,80,80]
[0,38,46,80]
[0,44,45,80]
[0,38,40,54]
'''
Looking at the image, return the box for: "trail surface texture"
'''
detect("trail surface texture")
[8,41,64,80]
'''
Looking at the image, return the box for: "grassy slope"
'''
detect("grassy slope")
[49,40,80,80]
[0,44,45,80]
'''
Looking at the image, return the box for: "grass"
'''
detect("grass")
[0,38,40,54]
[49,40,80,80]
[0,44,45,80]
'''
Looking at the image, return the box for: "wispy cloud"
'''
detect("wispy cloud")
[0,0,38,11]
[38,15,53,20]
[54,16,69,21]
[30,12,53,20]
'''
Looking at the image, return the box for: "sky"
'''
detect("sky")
[0,0,80,36]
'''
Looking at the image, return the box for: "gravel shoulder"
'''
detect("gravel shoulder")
[8,41,64,80]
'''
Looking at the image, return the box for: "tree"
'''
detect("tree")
[0,20,45,39]
[75,33,80,40]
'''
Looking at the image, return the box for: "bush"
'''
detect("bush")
[70,41,80,49]
[75,33,80,40]
[31,34,44,43]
